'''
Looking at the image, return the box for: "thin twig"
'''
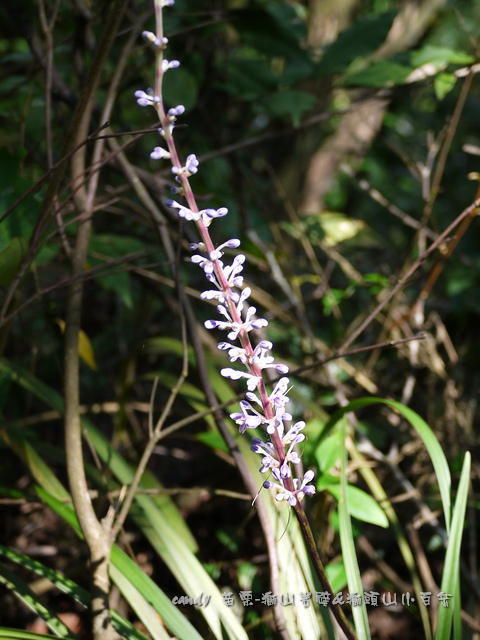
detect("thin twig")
[111,312,189,539]
[291,333,426,376]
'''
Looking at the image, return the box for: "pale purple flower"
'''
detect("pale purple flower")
[201,289,226,303]
[231,402,265,433]
[283,421,306,445]
[251,437,278,471]
[172,154,198,178]
[158,124,174,138]
[278,460,291,479]
[241,306,268,335]
[203,207,228,221]
[223,254,245,287]
[191,253,218,276]
[229,286,250,314]
[165,200,200,221]
[218,342,247,364]
[263,469,316,506]
[295,470,317,499]
[166,201,229,229]
[204,302,267,342]
[204,318,232,332]
[134,90,160,107]
[189,242,205,251]
[251,340,289,374]
[286,449,302,465]
[269,377,290,407]
[267,404,293,436]
[150,146,171,160]
[209,238,241,261]
[220,367,261,391]
[243,383,291,436]
[168,105,185,118]
[142,31,168,48]
[186,153,199,174]
[162,59,180,72]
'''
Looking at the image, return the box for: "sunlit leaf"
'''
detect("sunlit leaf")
[434,73,457,100]
[54,320,97,371]
[324,484,389,528]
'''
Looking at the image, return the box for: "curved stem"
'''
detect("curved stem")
[63,1,128,638]
[294,502,357,640]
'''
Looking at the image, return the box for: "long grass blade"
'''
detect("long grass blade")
[0,559,77,639]
[434,452,470,640]
[35,487,207,640]
[0,545,150,640]
[0,631,66,640]
[337,418,371,640]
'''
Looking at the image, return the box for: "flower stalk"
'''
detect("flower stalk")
[138,2,358,638]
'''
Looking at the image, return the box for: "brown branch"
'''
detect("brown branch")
[291,333,427,377]
[63,2,130,639]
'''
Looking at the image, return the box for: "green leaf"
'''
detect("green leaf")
[411,45,474,67]
[3,432,70,502]
[0,543,90,605]
[261,89,316,126]
[324,484,389,528]
[0,631,65,640]
[315,431,341,473]
[325,560,347,593]
[314,11,398,77]
[81,424,199,552]
[0,237,27,285]
[222,58,278,100]
[88,234,148,309]
[317,398,451,530]
[343,59,412,88]
[88,233,146,257]
[162,66,199,111]
[434,72,457,100]
[318,212,366,246]
[110,565,179,640]
[0,356,199,553]
[99,270,133,308]
[196,430,230,454]
[0,358,64,412]
[229,7,308,62]
[0,149,38,252]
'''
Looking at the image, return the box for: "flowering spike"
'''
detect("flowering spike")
[138,2,315,509]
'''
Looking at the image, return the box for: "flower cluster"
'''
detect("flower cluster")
[137,0,315,507]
